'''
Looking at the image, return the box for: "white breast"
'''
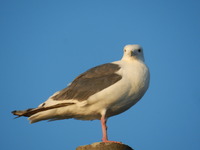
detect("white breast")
[85,59,150,118]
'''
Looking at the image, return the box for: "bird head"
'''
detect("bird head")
[122,44,145,62]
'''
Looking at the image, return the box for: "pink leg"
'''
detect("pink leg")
[101,115,108,142]
[100,115,122,143]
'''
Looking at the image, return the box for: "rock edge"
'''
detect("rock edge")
[76,142,134,150]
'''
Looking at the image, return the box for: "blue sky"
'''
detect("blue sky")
[1,0,200,150]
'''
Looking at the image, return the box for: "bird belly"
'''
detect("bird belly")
[41,61,150,121]
[105,61,150,117]
[74,61,150,120]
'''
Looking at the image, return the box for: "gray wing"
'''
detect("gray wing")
[52,63,122,101]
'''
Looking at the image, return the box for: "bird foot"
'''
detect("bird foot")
[102,139,122,144]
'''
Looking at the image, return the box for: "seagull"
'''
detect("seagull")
[12,44,150,142]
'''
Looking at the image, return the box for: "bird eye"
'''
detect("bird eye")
[124,49,126,52]
[138,49,142,52]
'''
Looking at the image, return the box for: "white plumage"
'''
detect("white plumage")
[12,44,150,142]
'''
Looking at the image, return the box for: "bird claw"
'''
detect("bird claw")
[102,139,122,144]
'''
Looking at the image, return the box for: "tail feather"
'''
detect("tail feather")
[12,102,75,122]
[12,108,35,117]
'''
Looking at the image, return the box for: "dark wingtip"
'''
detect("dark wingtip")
[11,110,23,116]
[11,110,21,119]
[11,110,17,115]
[11,108,35,117]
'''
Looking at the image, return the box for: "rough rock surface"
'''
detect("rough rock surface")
[76,142,134,150]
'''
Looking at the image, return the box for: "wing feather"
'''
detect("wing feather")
[52,63,122,101]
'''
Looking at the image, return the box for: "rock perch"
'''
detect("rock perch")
[76,142,134,150]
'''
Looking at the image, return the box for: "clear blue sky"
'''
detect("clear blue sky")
[1,0,200,150]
